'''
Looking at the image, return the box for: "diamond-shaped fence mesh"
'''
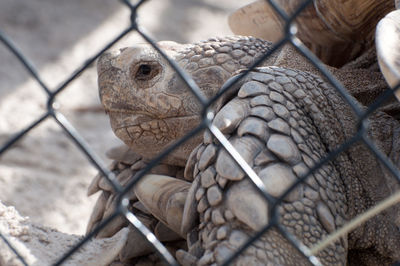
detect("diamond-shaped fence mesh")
[1,0,400,265]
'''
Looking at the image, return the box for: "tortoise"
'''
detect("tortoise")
[86,1,400,265]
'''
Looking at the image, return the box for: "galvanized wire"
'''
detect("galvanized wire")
[0,0,399,265]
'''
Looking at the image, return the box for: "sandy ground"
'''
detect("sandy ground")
[0,0,252,237]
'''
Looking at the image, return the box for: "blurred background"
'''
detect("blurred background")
[0,0,253,235]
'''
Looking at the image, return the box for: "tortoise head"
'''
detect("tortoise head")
[97,37,272,166]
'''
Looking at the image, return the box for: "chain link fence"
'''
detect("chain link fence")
[1,0,400,265]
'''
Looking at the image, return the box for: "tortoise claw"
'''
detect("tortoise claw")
[118,213,160,261]
[134,174,191,238]
[87,173,102,196]
[87,191,109,235]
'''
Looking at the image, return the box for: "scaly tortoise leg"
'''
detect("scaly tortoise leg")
[86,146,186,262]
[137,67,350,265]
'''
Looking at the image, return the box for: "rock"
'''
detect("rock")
[0,201,129,266]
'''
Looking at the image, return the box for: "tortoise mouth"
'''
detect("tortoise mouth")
[109,111,199,147]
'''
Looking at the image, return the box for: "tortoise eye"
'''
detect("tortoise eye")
[137,64,152,77]
[134,63,161,81]
[131,61,163,88]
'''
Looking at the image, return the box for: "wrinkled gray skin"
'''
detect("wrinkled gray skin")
[89,36,400,265]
